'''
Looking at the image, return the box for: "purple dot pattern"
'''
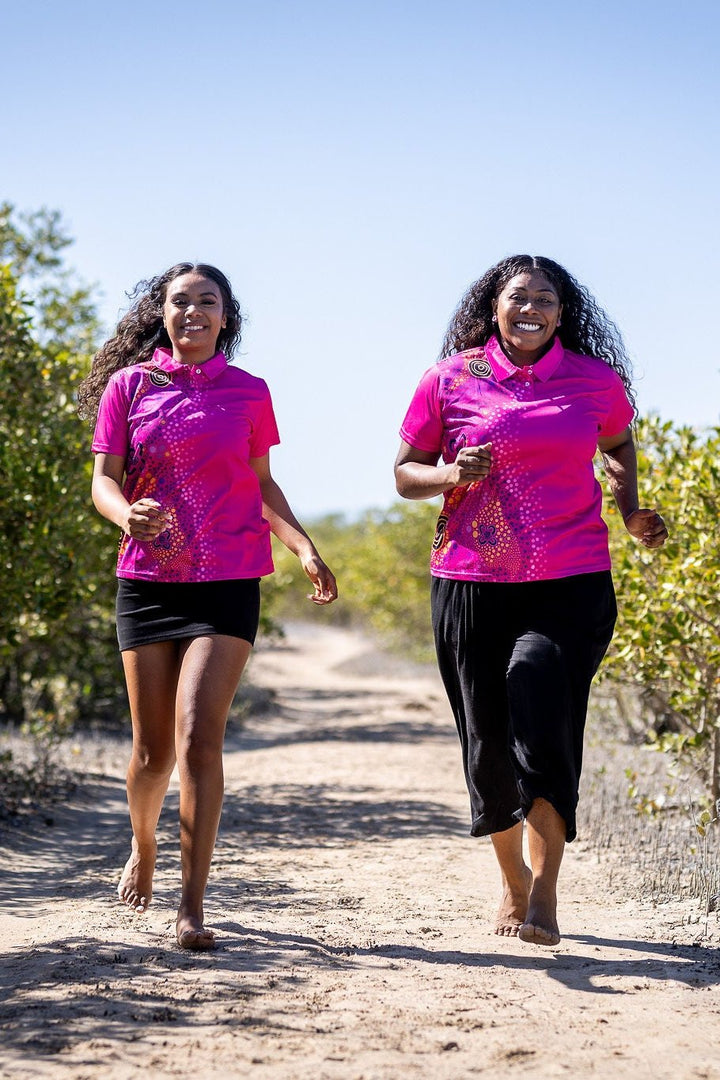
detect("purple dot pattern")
[93,351,281,582]
[400,337,635,583]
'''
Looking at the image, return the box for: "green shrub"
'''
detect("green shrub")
[264,502,440,660]
[0,206,124,729]
[604,417,720,802]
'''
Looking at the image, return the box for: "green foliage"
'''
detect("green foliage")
[604,417,720,800]
[0,204,123,731]
[263,501,440,660]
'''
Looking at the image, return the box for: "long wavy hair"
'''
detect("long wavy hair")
[77,262,243,421]
[440,254,634,406]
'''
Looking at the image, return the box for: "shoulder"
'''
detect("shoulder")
[108,361,155,387]
[101,363,151,403]
[441,347,485,370]
[560,348,626,389]
[418,348,483,385]
[434,348,491,394]
[222,363,271,395]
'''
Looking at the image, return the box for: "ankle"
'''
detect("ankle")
[528,878,557,903]
[130,835,157,854]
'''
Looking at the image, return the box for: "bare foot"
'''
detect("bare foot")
[495,865,533,937]
[518,896,560,947]
[176,912,216,951]
[117,837,157,913]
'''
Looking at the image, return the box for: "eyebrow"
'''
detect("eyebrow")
[170,289,220,298]
[509,286,557,294]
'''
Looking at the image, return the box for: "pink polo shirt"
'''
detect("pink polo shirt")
[399,335,634,583]
[92,349,280,582]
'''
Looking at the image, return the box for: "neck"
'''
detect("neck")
[171,347,217,366]
[497,335,556,368]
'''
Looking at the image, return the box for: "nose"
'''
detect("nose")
[520,299,537,312]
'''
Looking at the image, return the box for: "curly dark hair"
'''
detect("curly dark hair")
[440,254,634,407]
[77,262,243,421]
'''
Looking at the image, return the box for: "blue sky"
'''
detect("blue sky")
[3,0,719,517]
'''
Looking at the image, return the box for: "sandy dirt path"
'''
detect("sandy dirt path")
[1,622,719,1079]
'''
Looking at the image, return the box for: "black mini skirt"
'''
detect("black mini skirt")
[115,577,261,652]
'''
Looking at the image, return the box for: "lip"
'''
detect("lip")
[513,321,545,332]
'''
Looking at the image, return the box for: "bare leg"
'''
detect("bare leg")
[174,635,252,950]
[519,797,565,946]
[491,822,532,936]
[118,642,180,912]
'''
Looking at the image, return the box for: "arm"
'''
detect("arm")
[92,453,171,540]
[598,427,668,549]
[394,440,492,500]
[249,454,337,605]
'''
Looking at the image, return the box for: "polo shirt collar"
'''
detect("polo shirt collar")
[484,334,564,382]
[152,348,228,380]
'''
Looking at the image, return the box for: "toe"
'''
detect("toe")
[178,928,216,951]
[518,921,560,946]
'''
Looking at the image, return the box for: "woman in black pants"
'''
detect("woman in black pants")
[395,254,667,946]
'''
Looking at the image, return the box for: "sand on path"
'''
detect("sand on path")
[1,622,718,1079]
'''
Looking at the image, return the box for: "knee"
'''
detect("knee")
[507,639,563,695]
[177,718,224,771]
[132,742,175,778]
[505,654,535,701]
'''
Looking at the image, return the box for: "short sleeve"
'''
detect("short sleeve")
[399,365,444,453]
[249,382,281,458]
[599,370,635,438]
[92,373,131,457]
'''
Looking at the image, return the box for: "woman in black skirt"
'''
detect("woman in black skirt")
[79,263,337,949]
[395,255,667,946]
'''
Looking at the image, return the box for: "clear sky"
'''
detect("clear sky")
[3,0,719,518]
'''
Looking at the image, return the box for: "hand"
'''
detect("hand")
[122,499,172,541]
[624,508,668,549]
[300,551,338,605]
[451,442,492,487]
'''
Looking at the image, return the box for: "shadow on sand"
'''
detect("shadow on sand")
[2,919,718,1064]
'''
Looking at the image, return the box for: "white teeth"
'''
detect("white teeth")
[516,322,542,331]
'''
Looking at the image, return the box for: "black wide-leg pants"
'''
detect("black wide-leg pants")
[431,571,617,842]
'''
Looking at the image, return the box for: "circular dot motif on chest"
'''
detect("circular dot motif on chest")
[468,358,492,379]
[149,368,172,387]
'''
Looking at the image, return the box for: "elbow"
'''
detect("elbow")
[394,466,411,500]
[90,480,103,514]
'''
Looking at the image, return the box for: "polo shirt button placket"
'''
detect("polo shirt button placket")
[514,374,531,399]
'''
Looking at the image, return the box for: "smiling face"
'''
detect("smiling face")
[162,272,227,363]
[492,271,563,365]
